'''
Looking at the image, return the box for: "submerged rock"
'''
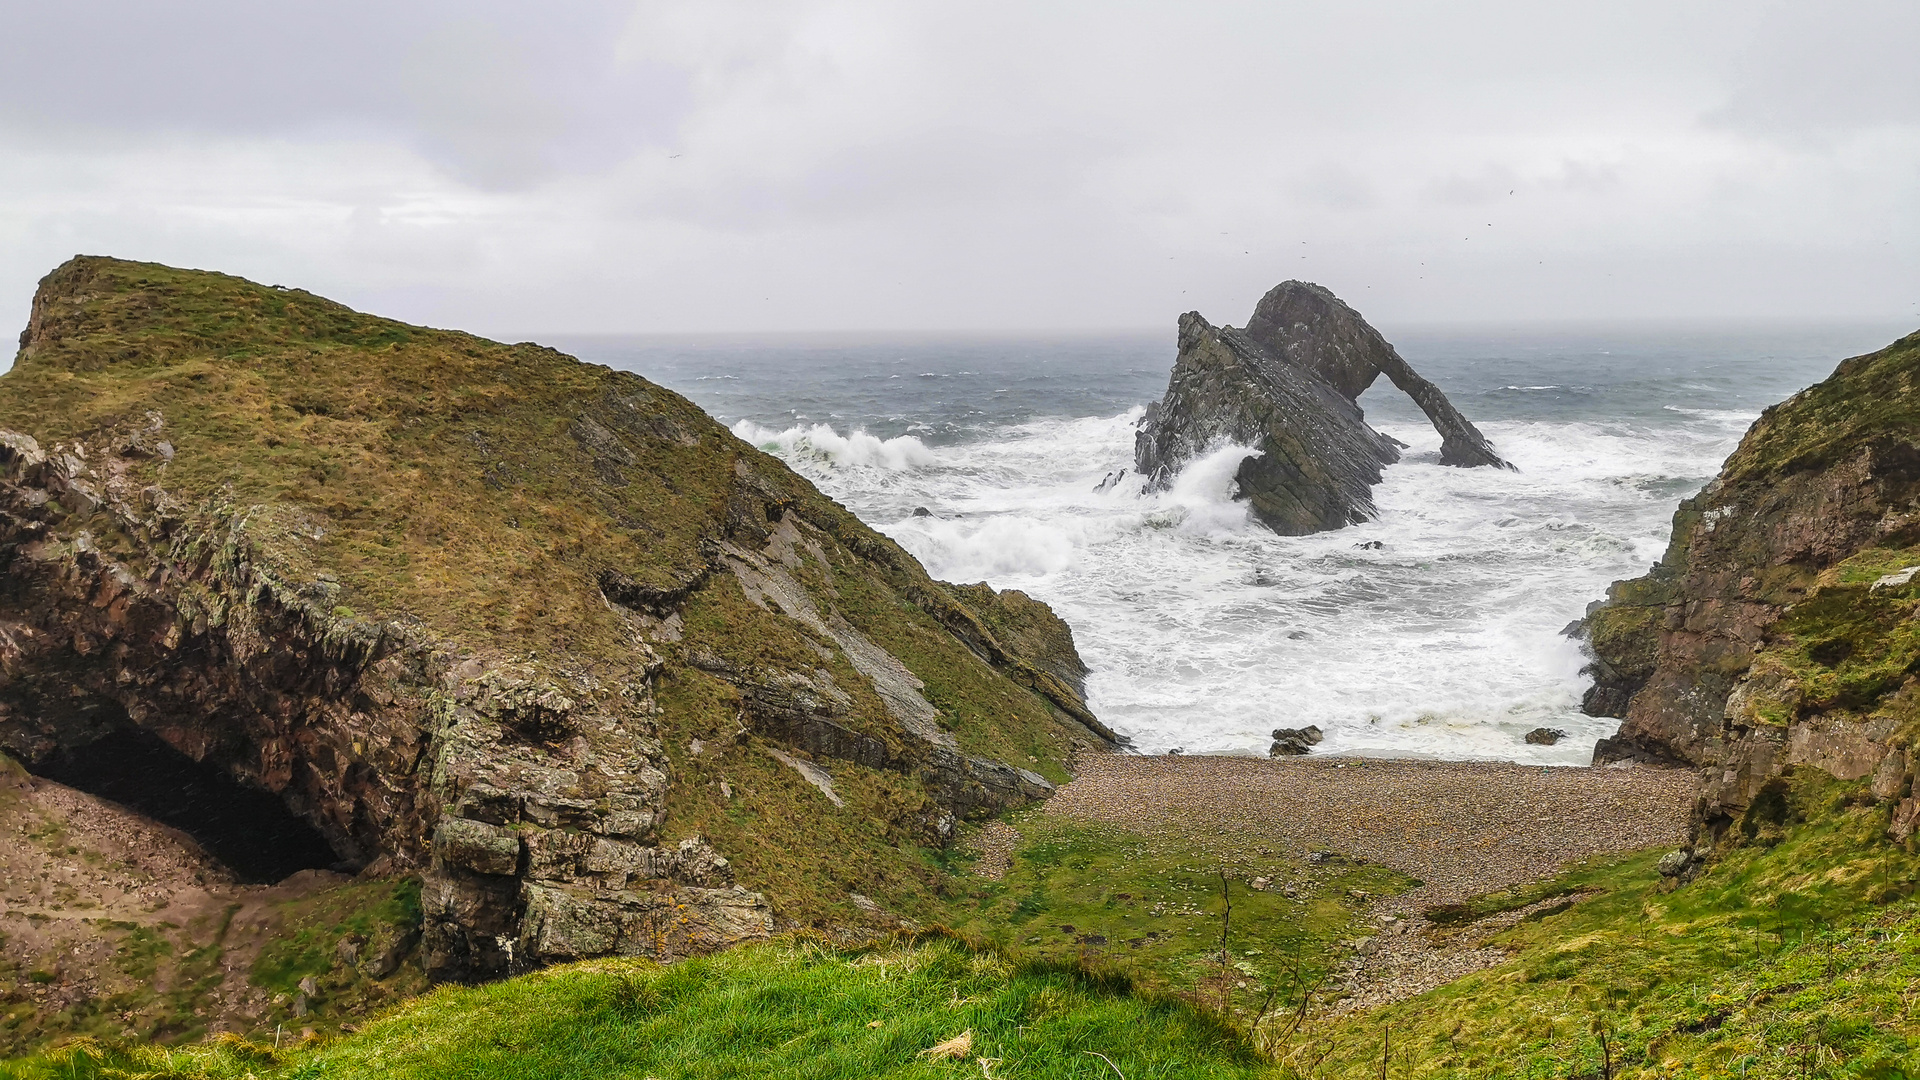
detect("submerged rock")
[1134,282,1509,535]
[1524,728,1567,746]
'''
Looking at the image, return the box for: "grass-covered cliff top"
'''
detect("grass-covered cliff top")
[1724,329,1920,484]
[0,256,1093,771]
[4,255,844,661]
[0,255,1116,967]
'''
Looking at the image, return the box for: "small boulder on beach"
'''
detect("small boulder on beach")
[1270,725,1324,756]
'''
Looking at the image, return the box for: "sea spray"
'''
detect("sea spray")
[732,409,1743,764]
[563,323,1891,763]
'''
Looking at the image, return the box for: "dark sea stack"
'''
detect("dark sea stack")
[1581,330,1920,834]
[1243,281,1511,470]
[1135,280,1505,535]
[1135,312,1402,534]
[0,256,1114,984]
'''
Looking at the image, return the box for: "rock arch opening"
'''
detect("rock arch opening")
[32,726,343,884]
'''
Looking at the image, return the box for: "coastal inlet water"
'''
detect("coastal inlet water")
[557,323,1910,765]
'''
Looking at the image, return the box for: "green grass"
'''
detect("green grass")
[927,813,1407,1016]
[1288,770,1920,1078]
[9,775,1920,1078]
[0,875,425,1056]
[251,879,420,995]
[108,926,171,982]
[0,935,1267,1080]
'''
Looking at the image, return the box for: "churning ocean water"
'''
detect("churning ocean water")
[556,322,1911,765]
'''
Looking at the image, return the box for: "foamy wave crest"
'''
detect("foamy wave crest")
[741,399,1755,765]
[892,516,1080,581]
[1156,444,1262,535]
[732,421,939,471]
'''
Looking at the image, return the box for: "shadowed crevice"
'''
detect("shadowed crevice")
[32,726,343,884]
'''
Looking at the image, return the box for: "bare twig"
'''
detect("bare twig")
[1219,871,1233,1013]
[1278,967,1332,1046]
[1084,1050,1127,1079]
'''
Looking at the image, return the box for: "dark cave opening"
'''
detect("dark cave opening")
[34,727,344,884]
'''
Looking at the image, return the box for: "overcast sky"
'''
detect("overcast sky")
[1,1,1915,336]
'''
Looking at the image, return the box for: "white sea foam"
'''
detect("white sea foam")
[731,420,939,472]
[737,404,1755,765]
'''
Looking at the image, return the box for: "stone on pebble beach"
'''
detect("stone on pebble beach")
[1270,726,1325,756]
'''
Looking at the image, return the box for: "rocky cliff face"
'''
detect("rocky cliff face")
[0,257,1113,984]
[1583,330,1920,839]
[1135,282,1506,535]
[1243,282,1509,470]
[1136,312,1402,534]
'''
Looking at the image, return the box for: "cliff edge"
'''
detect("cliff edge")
[0,256,1114,985]
[1583,329,1920,838]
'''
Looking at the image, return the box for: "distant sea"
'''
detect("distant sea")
[553,321,1914,765]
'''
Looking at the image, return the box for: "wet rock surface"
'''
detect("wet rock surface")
[1135,282,1507,535]
[1269,725,1324,756]
[1244,282,1510,470]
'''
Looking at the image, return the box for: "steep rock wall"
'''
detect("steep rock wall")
[1135,282,1506,536]
[1583,330,1920,838]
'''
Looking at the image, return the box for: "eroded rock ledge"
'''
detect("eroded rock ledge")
[1135,281,1508,535]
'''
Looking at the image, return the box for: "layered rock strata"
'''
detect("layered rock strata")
[1582,330,1920,838]
[0,257,1113,984]
[1243,282,1509,470]
[1135,281,1507,535]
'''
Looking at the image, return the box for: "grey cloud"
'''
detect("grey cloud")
[1543,160,1622,195]
[1708,0,1920,139]
[0,1,688,187]
[1423,166,1521,207]
[0,1,1914,334]
[1285,164,1379,212]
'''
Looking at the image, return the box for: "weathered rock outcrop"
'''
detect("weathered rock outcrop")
[1136,313,1402,534]
[1135,282,1507,534]
[1582,330,1920,837]
[1244,282,1509,470]
[0,257,1113,984]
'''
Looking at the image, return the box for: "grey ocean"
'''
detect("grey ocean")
[556,323,1910,764]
